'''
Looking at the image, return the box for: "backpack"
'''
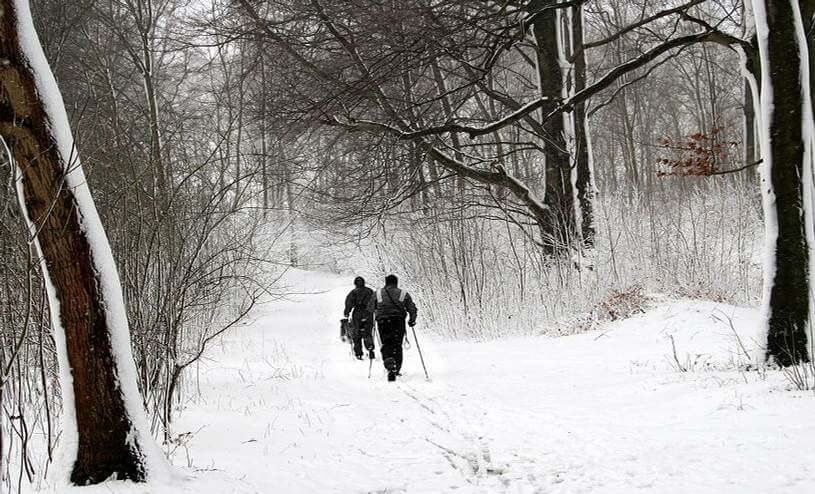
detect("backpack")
[379,287,408,317]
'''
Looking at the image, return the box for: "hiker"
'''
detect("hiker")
[368,274,417,382]
[343,276,376,360]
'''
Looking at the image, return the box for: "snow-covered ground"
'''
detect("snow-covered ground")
[37,270,815,493]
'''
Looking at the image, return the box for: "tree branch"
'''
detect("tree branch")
[401,30,750,141]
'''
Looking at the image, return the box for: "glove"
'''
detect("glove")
[408,321,416,327]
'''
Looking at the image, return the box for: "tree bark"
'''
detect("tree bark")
[529,0,577,255]
[802,1,815,119]
[0,0,159,483]
[754,0,812,366]
[743,78,757,165]
[569,3,596,248]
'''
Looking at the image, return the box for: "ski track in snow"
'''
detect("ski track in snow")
[37,269,815,493]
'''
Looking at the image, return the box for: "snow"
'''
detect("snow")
[11,0,168,482]
[29,269,815,493]
[751,0,777,359]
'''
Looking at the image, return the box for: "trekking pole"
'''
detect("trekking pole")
[410,324,430,381]
[369,322,379,379]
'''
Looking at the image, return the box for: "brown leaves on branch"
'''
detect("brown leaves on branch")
[656,126,738,177]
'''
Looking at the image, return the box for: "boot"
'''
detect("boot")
[387,371,397,382]
[368,349,376,360]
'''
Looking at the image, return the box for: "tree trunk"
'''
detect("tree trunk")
[753,0,813,366]
[284,143,298,267]
[802,1,815,118]
[529,0,577,255]
[258,35,270,216]
[569,3,596,248]
[0,0,163,484]
[744,78,758,165]
[131,0,169,204]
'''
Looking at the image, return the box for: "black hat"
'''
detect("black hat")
[354,276,365,287]
[385,274,398,286]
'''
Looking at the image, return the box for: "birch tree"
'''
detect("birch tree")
[0,0,166,484]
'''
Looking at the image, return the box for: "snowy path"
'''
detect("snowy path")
[55,270,815,493]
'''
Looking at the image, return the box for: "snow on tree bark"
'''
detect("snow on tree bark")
[567,2,597,249]
[529,0,577,255]
[752,0,814,366]
[0,0,167,484]
[739,3,761,170]
[743,77,758,165]
[802,1,815,121]
[740,35,761,168]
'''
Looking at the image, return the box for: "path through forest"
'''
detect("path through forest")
[52,269,815,493]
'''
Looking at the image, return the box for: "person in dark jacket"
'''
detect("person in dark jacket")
[344,276,376,360]
[367,274,417,382]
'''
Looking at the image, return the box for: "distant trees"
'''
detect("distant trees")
[0,0,162,484]
[235,0,704,255]
[231,0,815,368]
[231,0,754,254]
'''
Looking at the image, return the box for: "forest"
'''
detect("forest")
[1,0,814,492]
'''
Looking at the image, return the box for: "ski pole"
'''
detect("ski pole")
[369,322,379,379]
[410,324,430,380]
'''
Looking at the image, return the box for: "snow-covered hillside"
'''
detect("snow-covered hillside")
[35,270,815,493]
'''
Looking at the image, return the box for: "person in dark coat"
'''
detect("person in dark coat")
[344,276,376,360]
[367,274,417,382]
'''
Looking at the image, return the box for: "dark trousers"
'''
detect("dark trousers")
[377,317,405,372]
[350,318,374,357]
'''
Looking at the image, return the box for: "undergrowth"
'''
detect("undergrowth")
[349,181,762,340]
